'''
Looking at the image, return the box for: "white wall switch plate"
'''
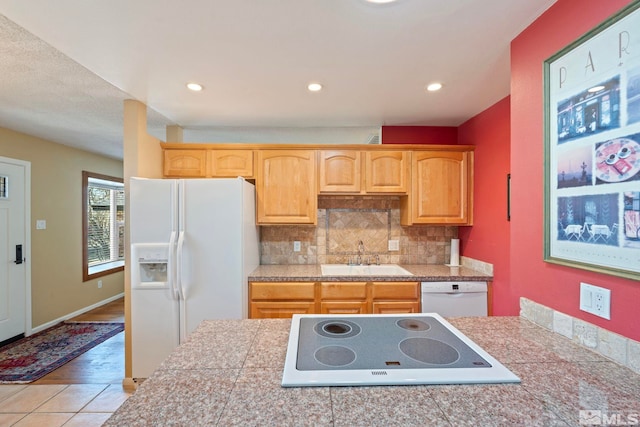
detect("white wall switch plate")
[388,240,399,251]
[579,282,611,320]
[293,241,301,252]
[36,219,46,230]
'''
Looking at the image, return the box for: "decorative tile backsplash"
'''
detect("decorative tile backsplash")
[520,297,640,374]
[260,196,458,265]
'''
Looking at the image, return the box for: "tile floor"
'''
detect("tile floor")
[0,299,130,426]
[0,383,131,427]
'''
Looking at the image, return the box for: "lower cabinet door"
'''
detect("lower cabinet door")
[250,302,316,319]
[320,301,368,315]
[372,301,420,314]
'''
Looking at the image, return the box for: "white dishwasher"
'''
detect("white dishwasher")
[421,281,488,316]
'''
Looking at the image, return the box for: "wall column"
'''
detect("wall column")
[166,125,183,143]
[122,100,163,389]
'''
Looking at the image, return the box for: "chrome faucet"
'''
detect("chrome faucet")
[356,240,364,265]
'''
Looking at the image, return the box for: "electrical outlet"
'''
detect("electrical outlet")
[36,220,46,230]
[388,240,399,251]
[97,280,103,289]
[293,241,301,252]
[579,282,611,320]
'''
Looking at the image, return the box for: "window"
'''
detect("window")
[82,171,124,281]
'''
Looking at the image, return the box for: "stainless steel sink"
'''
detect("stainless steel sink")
[320,264,413,276]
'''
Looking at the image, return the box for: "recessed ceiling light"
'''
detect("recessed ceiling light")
[308,83,323,92]
[186,82,203,92]
[426,82,443,92]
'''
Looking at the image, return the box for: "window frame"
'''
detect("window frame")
[82,171,125,281]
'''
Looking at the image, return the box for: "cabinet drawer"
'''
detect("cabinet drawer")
[372,301,420,314]
[320,282,367,300]
[250,282,315,300]
[250,302,316,319]
[321,301,368,314]
[371,282,419,300]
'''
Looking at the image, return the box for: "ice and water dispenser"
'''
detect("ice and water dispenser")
[131,244,170,288]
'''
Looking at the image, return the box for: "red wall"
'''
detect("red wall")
[458,97,514,314]
[382,126,457,145]
[511,0,639,340]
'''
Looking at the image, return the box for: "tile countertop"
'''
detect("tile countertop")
[248,264,492,282]
[106,317,640,426]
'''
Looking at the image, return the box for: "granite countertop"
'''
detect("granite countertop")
[106,317,640,426]
[249,264,492,282]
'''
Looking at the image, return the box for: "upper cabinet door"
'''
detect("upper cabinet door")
[409,150,473,225]
[257,150,317,224]
[318,150,361,193]
[210,150,254,178]
[364,151,409,194]
[163,150,207,177]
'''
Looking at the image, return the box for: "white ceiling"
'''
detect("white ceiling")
[0,0,556,160]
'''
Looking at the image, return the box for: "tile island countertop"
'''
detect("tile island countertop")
[106,317,640,426]
[249,264,492,282]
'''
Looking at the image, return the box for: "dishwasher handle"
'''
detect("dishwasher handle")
[421,281,487,293]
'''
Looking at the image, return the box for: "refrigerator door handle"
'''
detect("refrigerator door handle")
[176,230,186,301]
[168,231,179,300]
[176,229,188,343]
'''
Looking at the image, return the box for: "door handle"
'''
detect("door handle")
[14,244,25,264]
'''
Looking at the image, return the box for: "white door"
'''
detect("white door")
[0,157,30,343]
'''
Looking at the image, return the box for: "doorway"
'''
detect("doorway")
[0,156,31,344]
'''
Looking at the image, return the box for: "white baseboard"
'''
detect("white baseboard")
[30,293,124,335]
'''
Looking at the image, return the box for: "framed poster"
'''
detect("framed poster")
[544,2,640,280]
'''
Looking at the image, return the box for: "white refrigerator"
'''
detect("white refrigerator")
[129,177,259,378]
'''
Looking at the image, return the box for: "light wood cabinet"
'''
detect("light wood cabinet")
[318,150,409,194]
[319,282,368,314]
[372,301,420,314]
[251,302,316,318]
[161,144,474,226]
[249,281,420,318]
[318,150,361,193]
[401,150,473,225]
[320,301,368,314]
[250,281,315,300]
[164,149,207,177]
[210,150,254,178]
[249,282,316,319]
[371,282,420,314]
[257,150,317,224]
[364,151,409,193]
[163,148,254,178]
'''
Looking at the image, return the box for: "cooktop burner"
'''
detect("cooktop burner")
[282,313,520,387]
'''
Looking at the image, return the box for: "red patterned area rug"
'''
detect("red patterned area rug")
[0,322,123,383]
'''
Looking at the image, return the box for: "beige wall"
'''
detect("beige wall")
[0,127,124,328]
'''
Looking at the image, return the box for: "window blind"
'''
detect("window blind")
[87,178,124,266]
